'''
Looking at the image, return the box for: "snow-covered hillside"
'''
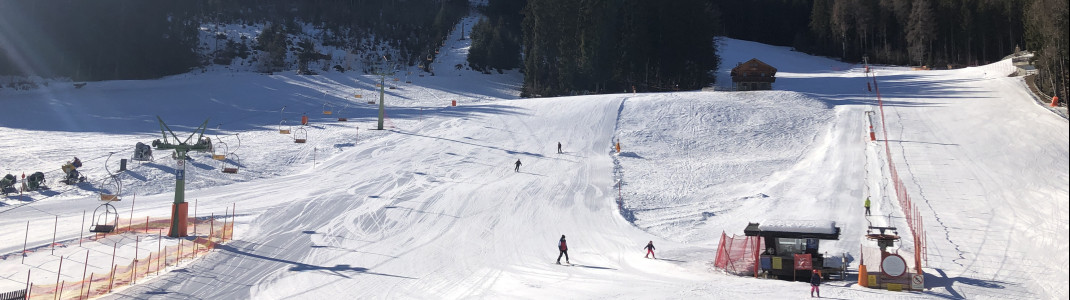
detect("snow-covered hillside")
[2,20,1067,300]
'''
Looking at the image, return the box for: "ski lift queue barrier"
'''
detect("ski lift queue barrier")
[11,215,234,300]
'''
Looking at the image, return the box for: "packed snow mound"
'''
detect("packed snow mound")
[614,90,833,243]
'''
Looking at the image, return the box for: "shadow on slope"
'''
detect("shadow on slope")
[0,73,524,135]
[216,243,416,280]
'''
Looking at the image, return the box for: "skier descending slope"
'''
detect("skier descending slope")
[556,235,570,265]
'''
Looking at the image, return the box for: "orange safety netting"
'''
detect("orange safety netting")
[25,217,233,300]
[713,231,764,276]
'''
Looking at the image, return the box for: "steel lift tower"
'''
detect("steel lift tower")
[152,116,212,237]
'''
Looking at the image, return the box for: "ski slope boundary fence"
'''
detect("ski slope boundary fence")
[871,73,928,273]
[713,232,764,276]
[0,289,26,300]
[11,215,233,300]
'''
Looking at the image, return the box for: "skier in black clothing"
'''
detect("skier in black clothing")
[514,159,522,172]
[644,241,656,259]
[810,270,822,297]
[556,235,569,264]
[557,142,562,154]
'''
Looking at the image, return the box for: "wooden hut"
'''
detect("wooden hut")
[731,58,777,91]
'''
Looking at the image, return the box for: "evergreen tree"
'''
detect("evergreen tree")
[906,0,936,65]
[256,22,289,72]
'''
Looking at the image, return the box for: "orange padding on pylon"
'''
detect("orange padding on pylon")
[858,264,868,287]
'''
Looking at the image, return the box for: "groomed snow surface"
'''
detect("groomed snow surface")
[2,22,1067,300]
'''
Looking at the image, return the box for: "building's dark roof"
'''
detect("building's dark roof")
[743,222,841,240]
[731,58,777,83]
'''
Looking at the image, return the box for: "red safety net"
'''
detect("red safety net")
[713,231,764,276]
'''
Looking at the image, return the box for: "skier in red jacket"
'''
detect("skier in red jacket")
[556,235,570,264]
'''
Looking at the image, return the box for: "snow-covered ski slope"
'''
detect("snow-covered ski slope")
[1,20,1066,299]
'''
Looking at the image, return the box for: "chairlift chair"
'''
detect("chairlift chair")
[212,139,228,161]
[279,120,291,134]
[97,178,121,200]
[89,202,119,233]
[98,152,123,201]
[337,104,349,121]
[98,177,121,201]
[323,103,333,115]
[222,153,240,174]
[294,126,308,143]
[221,133,241,174]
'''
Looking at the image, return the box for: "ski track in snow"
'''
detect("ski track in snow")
[1,32,1067,299]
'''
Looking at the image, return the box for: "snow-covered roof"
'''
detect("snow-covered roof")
[759,220,838,235]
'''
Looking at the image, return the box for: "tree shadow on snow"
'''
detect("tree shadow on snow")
[142,162,175,174]
[216,244,416,280]
[775,72,995,109]
[392,130,544,159]
[120,170,148,182]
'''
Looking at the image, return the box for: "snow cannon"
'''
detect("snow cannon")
[26,172,46,191]
[133,142,153,161]
[1,174,16,193]
[61,160,86,185]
